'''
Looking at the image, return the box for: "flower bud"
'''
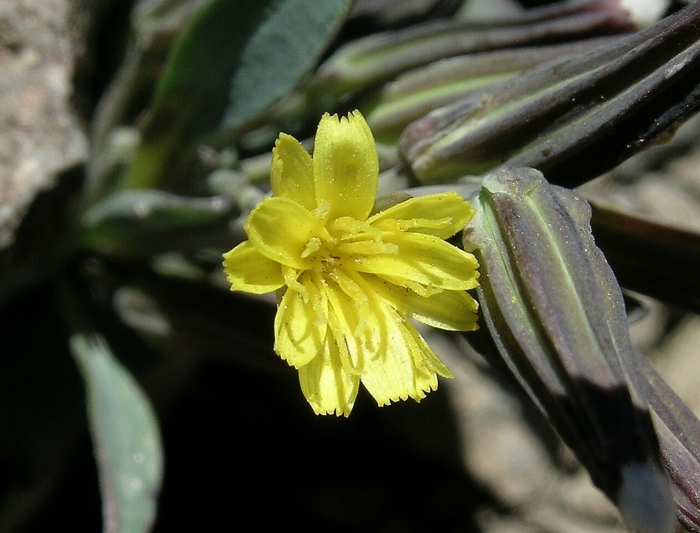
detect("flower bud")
[463,167,675,533]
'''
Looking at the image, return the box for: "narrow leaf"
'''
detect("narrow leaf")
[80,190,233,257]
[220,0,353,131]
[71,334,163,533]
[630,353,700,533]
[124,0,352,189]
[587,198,700,313]
[364,38,611,144]
[310,0,636,111]
[401,2,700,186]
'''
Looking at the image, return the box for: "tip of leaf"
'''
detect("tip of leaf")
[617,458,676,533]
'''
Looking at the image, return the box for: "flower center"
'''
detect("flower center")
[298,212,401,278]
[299,233,341,274]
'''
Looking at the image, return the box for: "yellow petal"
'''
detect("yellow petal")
[359,304,442,406]
[223,241,284,294]
[369,192,475,239]
[274,279,327,368]
[365,275,479,331]
[324,270,385,374]
[324,283,363,372]
[298,335,361,416]
[270,133,315,210]
[313,111,379,221]
[404,323,453,378]
[352,231,480,292]
[245,197,330,269]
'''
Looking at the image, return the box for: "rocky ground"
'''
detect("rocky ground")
[0,0,86,249]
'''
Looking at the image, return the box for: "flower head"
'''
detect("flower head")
[223,110,479,415]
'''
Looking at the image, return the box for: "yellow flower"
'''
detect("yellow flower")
[223,110,479,416]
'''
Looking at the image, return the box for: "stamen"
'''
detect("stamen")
[282,266,308,300]
[301,236,323,259]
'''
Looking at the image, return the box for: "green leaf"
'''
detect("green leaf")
[588,197,700,314]
[400,2,700,185]
[363,39,608,144]
[309,1,636,113]
[124,0,352,189]
[220,0,353,131]
[71,334,163,533]
[630,351,700,532]
[80,190,233,257]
